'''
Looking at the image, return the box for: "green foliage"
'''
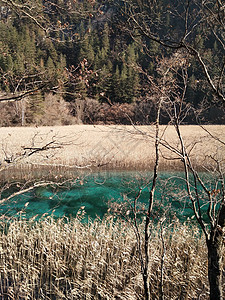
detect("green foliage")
[26,91,45,124]
[0,0,223,124]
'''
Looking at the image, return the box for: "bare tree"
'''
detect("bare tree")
[121,0,224,104]
[163,60,224,299]
[116,1,225,296]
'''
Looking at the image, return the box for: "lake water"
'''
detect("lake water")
[0,170,213,222]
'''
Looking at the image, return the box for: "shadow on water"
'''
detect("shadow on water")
[0,170,218,223]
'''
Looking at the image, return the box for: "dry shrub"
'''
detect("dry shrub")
[82,98,102,124]
[0,102,22,126]
[70,99,135,124]
[36,93,76,126]
[0,94,76,127]
[73,99,135,125]
[0,215,223,299]
[96,103,135,124]
[133,98,157,125]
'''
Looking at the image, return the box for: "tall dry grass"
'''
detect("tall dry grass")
[0,125,224,177]
[0,214,222,299]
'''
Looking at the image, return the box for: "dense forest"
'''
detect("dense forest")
[0,0,224,125]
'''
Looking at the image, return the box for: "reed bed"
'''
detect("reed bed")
[0,215,222,299]
[0,164,83,183]
[0,125,224,179]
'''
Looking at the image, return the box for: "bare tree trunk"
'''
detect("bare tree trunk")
[207,202,225,300]
[207,233,224,300]
[143,98,162,300]
[175,119,224,300]
[21,99,26,126]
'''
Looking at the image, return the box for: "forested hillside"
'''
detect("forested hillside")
[0,0,224,125]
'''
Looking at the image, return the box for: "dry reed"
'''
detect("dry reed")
[0,215,222,299]
[0,125,224,178]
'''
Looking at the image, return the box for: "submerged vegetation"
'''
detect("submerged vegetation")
[0,214,220,299]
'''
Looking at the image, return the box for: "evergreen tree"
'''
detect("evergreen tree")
[46,56,55,76]
[26,91,45,124]
[110,65,121,102]
[102,23,110,53]
[14,53,25,74]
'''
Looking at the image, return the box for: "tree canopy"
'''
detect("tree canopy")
[0,0,224,125]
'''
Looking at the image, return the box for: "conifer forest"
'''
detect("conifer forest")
[0,0,224,126]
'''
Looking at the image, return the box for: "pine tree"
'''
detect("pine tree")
[120,63,128,101]
[46,56,55,76]
[14,53,25,75]
[111,65,121,102]
[79,34,95,64]
[102,23,110,53]
[23,27,37,69]
[6,55,13,71]
[26,91,45,125]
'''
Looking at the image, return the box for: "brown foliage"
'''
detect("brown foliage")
[0,102,22,126]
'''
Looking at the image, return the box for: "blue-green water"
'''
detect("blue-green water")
[0,171,216,222]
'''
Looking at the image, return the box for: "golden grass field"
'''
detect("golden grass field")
[0,125,224,174]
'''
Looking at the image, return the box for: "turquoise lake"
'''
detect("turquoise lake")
[0,171,214,222]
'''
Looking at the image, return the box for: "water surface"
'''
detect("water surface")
[0,170,215,222]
